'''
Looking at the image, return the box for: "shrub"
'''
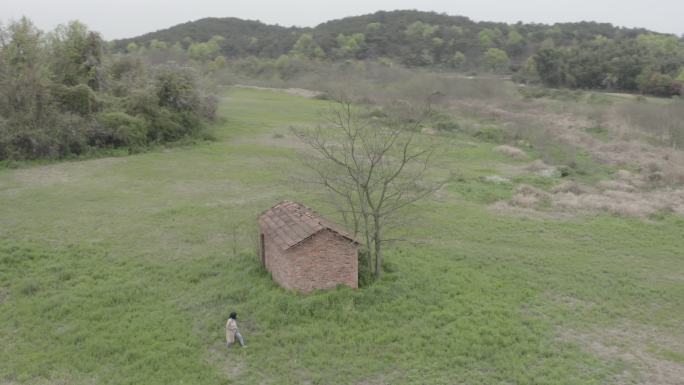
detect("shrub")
[92,112,147,148]
[199,94,218,121]
[638,72,681,97]
[147,109,200,142]
[435,120,460,131]
[430,113,461,132]
[357,249,372,287]
[124,80,210,143]
[472,125,509,143]
[53,113,89,156]
[0,119,9,160]
[107,55,147,97]
[6,126,57,160]
[154,65,201,112]
[108,55,145,81]
[313,93,332,101]
[125,88,161,117]
[51,84,101,116]
[0,19,216,162]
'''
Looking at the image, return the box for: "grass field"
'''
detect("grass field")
[1,88,683,385]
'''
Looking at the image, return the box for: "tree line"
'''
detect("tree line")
[529,34,684,96]
[115,10,684,96]
[0,18,216,162]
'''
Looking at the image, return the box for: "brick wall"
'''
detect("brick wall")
[262,231,294,290]
[285,229,358,292]
[262,229,358,292]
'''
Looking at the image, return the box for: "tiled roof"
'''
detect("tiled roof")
[258,201,359,250]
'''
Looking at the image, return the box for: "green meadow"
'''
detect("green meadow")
[1,88,683,384]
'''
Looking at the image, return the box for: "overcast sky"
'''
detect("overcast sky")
[3,0,683,40]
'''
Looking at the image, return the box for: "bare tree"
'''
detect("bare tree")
[293,96,440,280]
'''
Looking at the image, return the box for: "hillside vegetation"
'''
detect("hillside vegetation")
[115,10,684,96]
[2,11,684,385]
[2,12,683,164]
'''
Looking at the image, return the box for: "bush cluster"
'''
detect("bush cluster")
[0,19,217,162]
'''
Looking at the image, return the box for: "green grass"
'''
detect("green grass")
[1,87,683,384]
[584,125,611,143]
[660,349,684,364]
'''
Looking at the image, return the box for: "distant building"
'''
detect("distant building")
[257,201,359,292]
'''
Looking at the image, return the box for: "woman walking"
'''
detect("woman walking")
[226,311,246,348]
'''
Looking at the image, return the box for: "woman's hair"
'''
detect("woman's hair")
[229,312,237,319]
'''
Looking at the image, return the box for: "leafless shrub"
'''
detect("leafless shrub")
[645,161,662,174]
[494,145,528,159]
[597,180,637,192]
[526,159,551,172]
[551,181,590,195]
[510,194,540,208]
[510,184,551,208]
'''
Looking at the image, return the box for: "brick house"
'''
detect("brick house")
[257,201,359,292]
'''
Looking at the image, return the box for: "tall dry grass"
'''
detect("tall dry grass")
[217,58,684,193]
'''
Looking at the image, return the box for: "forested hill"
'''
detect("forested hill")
[115,10,684,96]
[117,17,301,58]
[115,10,660,63]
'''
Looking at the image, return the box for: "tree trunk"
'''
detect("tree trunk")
[367,247,373,282]
[361,210,373,282]
[373,215,382,279]
[362,234,372,282]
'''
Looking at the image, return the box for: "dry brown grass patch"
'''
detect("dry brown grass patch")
[421,127,438,135]
[494,145,528,159]
[510,184,551,208]
[552,188,684,218]
[233,84,322,98]
[489,201,576,220]
[502,179,684,219]
[452,97,684,190]
[526,159,552,172]
[550,181,591,195]
[597,179,637,192]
